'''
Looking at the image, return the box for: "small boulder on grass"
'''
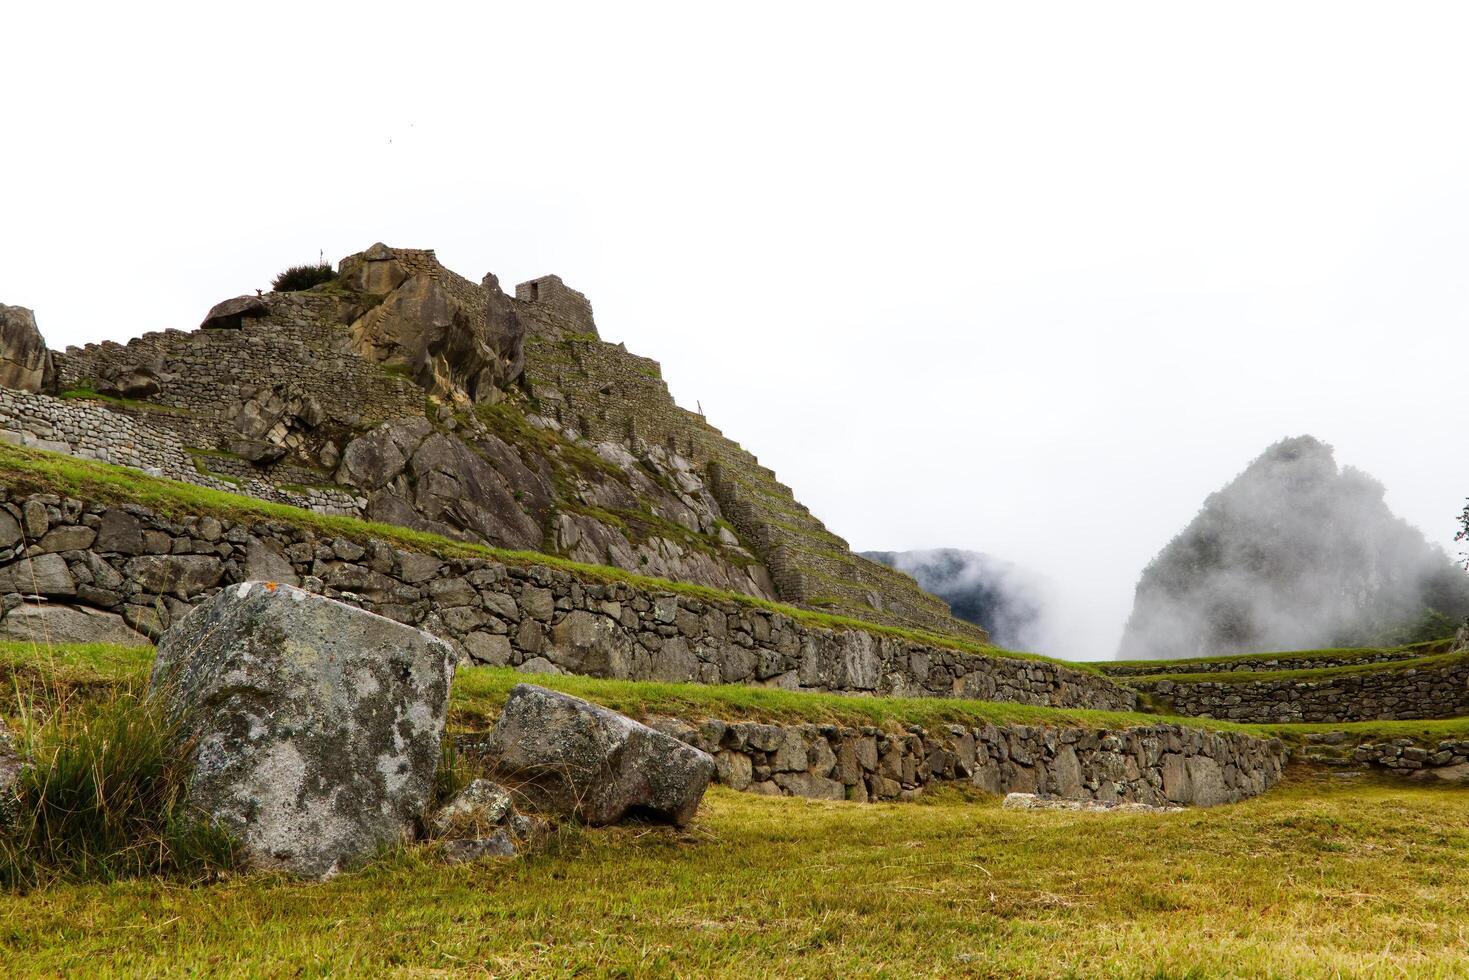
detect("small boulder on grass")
[149,581,456,880]
[431,777,544,863]
[481,684,715,827]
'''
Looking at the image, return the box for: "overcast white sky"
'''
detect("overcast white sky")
[4,2,1467,659]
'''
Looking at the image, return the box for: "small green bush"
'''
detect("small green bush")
[271,263,336,292]
[0,689,236,890]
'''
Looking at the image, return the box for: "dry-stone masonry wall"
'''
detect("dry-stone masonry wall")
[0,489,1135,711]
[55,292,426,428]
[0,389,361,516]
[465,716,1285,807]
[1349,736,1469,782]
[1134,658,1469,723]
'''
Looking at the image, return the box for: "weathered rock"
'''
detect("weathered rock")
[0,553,76,596]
[348,274,495,404]
[0,602,151,646]
[432,778,515,838]
[94,361,162,400]
[483,684,715,826]
[442,832,516,863]
[478,272,525,394]
[228,437,287,465]
[123,554,223,599]
[200,295,267,330]
[338,242,408,295]
[0,304,53,392]
[149,582,456,879]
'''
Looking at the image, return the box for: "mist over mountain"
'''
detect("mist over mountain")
[1117,435,1469,660]
[862,549,1048,650]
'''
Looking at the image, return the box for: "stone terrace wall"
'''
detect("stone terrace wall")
[1135,659,1469,723]
[1350,736,1469,782]
[462,717,1286,807]
[54,292,426,431]
[0,489,1136,711]
[1101,648,1435,677]
[0,389,360,515]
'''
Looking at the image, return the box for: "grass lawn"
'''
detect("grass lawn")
[0,775,1465,976]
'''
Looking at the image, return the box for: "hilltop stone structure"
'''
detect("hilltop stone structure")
[0,244,976,640]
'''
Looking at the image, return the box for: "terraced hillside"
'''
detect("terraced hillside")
[5,244,982,641]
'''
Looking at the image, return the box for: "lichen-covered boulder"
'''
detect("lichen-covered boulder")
[148,581,456,879]
[483,684,715,826]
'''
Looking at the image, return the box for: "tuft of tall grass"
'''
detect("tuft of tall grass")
[0,685,236,891]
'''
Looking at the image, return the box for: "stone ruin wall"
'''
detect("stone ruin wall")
[461,717,1286,807]
[53,291,427,432]
[0,488,1135,712]
[0,388,360,515]
[1133,660,1469,723]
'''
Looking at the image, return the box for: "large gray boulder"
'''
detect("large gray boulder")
[483,684,715,826]
[0,305,53,392]
[149,582,456,879]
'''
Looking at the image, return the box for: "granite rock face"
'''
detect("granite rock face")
[149,581,456,879]
[483,684,715,826]
[0,305,53,393]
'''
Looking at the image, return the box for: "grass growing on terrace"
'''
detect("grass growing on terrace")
[0,443,1090,672]
[1123,647,1469,687]
[1103,639,1449,673]
[450,666,1198,733]
[0,642,1203,736]
[1,777,1467,975]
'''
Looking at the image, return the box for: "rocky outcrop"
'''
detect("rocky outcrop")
[149,582,456,879]
[336,418,545,551]
[342,245,524,405]
[481,684,715,826]
[0,305,53,393]
[199,295,268,330]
